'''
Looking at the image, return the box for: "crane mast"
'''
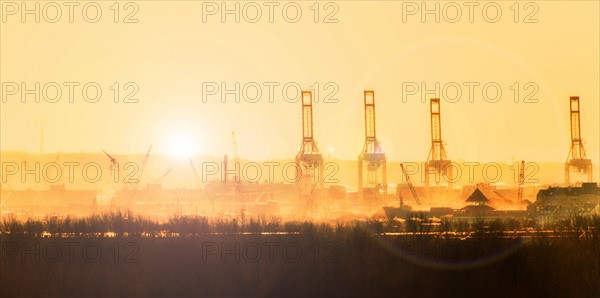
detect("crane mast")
[425,98,453,193]
[358,90,387,207]
[295,91,324,215]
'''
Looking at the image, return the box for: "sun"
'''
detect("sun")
[167,132,198,159]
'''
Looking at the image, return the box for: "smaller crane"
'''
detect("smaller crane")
[152,168,173,186]
[517,160,525,202]
[126,145,152,214]
[103,150,119,171]
[189,158,215,211]
[400,163,421,206]
[231,131,241,183]
[231,131,240,164]
[102,150,124,183]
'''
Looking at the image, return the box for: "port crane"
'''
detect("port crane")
[295,91,324,215]
[358,91,387,204]
[565,96,593,185]
[425,98,453,192]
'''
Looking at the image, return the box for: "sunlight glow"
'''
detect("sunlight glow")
[167,132,198,159]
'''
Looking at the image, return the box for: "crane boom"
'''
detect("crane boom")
[103,150,127,187]
[400,163,421,206]
[152,168,173,185]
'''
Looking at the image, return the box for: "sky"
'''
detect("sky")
[1,1,599,164]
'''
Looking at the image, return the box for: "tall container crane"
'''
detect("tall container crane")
[295,91,324,215]
[358,90,387,205]
[565,96,593,185]
[425,98,453,192]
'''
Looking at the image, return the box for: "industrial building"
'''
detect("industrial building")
[529,182,600,222]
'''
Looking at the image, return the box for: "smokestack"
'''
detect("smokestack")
[224,154,228,183]
[40,117,44,155]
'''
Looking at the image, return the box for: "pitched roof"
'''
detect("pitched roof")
[461,205,495,212]
[538,183,599,197]
[466,188,489,203]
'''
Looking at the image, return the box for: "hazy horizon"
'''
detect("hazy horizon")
[2,2,599,163]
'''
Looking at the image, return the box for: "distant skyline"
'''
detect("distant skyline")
[1,151,596,189]
[2,1,599,164]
